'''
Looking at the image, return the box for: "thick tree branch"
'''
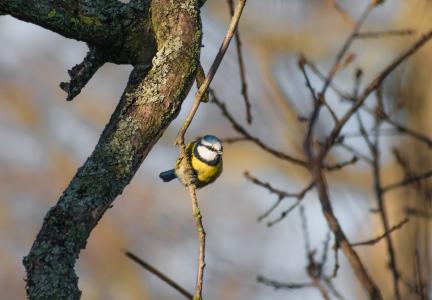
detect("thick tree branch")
[22,1,202,299]
[0,0,128,46]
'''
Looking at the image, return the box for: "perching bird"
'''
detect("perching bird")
[159,135,223,188]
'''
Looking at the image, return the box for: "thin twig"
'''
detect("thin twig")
[324,156,358,171]
[354,29,415,39]
[382,113,432,148]
[212,93,307,167]
[320,30,432,161]
[221,136,248,144]
[227,0,252,123]
[382,169,432,193]
[267,199,302,227]
[188,186,206,300]
[369,90,401,300]
[257,276,314,290]
[404,207,432,219]
[244,172,314,222]
[265,183,315,227]
[337,143,373,164]
[414,249,427,300]
[327,0,355,25]
[125,251,193,300]
[309,163,383,299]
[306,58,432,149]
[331,241,340,278]
[175,0,248,145]
[174,1,249,299]
[298,55,338,123]
[299,209,331,300]
[305,2,375,162]
[351,218,409,247]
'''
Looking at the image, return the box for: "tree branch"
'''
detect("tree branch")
[351,218,409,247]
[22,1,202,298]
[0,0,127,45]
[174,1,249,298]
[310,162,383,299]
[125,251,193,300]
[60,46,106,101]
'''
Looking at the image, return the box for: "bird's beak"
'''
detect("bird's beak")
[217,150,223,155]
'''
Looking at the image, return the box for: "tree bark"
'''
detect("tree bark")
[0,0,202,298]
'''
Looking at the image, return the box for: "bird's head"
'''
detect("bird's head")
[196,135,223,162]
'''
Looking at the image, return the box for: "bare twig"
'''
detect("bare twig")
[305,2,375,164]
[188,186,206,300]
[174,1,249,299]
[244,171,314,222]
[351,218,409,247]
[257,276,314,290]
[324,156,358,171]
[298,55,338,123]
[331,241,340,278]
[381,169,432,193]
[327,0,355,25]
[320,2,374,97]
[307,59,432,149]
[368,90,401,299]
[382,114,432,148]
[221,136,248,144]
[302,57,354,101]
[227,0,252,123]
[310,164,383,299]
[320,30,432,161]
[212,93,307,167]
[354,29,415,39]
[404,207,432,219]
[265,183,315,226]
[300,207,331,300]
[414,249,428,300]
[125,251,193,300]
[175,0,248,145]
[337,143,373,164]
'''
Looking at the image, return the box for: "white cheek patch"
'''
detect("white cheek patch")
[197,145,217,161]
[213,143,222,151]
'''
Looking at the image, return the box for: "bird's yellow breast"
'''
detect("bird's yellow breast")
[191,155,220,183]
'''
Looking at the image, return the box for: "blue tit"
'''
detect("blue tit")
[159,135,223,188]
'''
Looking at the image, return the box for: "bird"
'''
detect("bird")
[159,135,223,188]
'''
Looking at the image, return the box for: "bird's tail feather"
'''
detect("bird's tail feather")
[159,169,177,182]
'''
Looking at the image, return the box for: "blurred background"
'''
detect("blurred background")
[1,0,432,299]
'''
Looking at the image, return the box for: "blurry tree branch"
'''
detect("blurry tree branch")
[227,0,252,123]
[212,92,308,167]
[3,0,203,299]
[319,30,432,160]
[244,171,314,223]
[382,169,432,193]
[125,251,193,300]
[354,29,415,39]
[351,218,409,247]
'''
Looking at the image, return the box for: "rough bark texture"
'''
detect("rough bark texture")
[1,0,202,299]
